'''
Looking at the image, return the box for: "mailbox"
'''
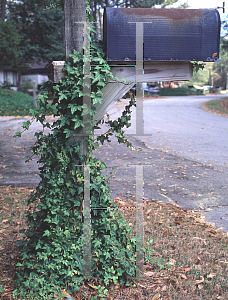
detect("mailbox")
[104,8,221,62]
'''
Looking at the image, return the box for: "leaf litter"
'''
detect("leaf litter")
[0,186,228,299]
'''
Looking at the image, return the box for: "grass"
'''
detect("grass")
[0,89,35,116]
[201,97,228,118]
[0,186,228,299]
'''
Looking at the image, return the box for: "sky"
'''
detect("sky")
[171,0,223,9]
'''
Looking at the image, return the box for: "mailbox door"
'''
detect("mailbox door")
[104,8,220,62]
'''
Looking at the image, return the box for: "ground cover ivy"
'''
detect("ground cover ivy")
[13,4,138,299]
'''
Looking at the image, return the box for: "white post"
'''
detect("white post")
[33,81,37,107]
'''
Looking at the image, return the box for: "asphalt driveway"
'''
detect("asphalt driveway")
[0,95,228,231]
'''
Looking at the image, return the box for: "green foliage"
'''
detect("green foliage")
[0,285,4,293]
[7,0,65,64]
[0,88,35,116]
[21,78,33,94]
[159,87,203,96]
[191,62,205,73]
[13,7,137,299]
[0,19,21,67]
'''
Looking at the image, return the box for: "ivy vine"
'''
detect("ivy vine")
[13,3,139,299]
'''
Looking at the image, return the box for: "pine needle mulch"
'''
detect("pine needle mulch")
[0,186,228,300]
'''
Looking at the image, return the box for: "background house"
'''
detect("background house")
[0,66,18,90]
[21,60,49,90]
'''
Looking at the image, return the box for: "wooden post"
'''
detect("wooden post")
[33,81,37,107]
[64,0,88,159]
[64,0,86,60]
[64,0,91,280]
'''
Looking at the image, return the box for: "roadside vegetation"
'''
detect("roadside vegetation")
[0,185,227,299]
[159,87,203,96]
[201,97,228,118]
[0,89,35,116]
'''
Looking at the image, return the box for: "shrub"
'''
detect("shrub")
[159,87,203,96]
[0,88,35,116]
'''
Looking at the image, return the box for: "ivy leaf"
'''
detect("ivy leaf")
[14,131,21,137]
[22,121,31,130]
[72,117,83,130]
[97,135,106,145]
[68,103,82,115]
[63,129,75,138]
[59,92,68,101]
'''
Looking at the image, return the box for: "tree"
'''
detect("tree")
[212,40,228,89]
[1,0,6,19]
[0,19,21,68]
[7,0,65,89]
[0,0,21,69]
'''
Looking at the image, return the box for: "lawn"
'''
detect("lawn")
[0,186,227,299]
[0,89,35,116]
[201,97,228,118]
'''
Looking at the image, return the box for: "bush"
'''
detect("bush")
[159,87,203,96]
[21,78,33,94]
[0,88,35,116]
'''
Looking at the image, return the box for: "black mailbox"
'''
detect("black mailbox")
[103,8,221,62]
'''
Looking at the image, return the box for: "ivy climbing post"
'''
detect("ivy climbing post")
[13,2,137,299]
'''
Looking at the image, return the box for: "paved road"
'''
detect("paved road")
[0,95,228,231]
[0,117,53,187]
[96,95,228,231]
[131,95,228,171]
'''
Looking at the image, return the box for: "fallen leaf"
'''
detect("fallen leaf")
[138,283,147,288]
[87,283,98,289]
[61,290,71,297]
[207,273,217,279]
[161,285,167,291]
[145,271,155,277]
[162,229,169,235]
[168,259,176,266]
[180,274,187,279]
[195,276,204,284]
[152,294,161,300]
[198,284,203,290]
[217,227,225,231]
[183,267,191,272]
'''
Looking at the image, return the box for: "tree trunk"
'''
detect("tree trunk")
[1,0,6,20]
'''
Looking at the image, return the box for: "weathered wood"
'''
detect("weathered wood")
[46,61,193,125]
[94,82,135,124]
[110,62,193,82]
[47,61,65,83]
[64,0,86,59]
[47,61,193,84]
